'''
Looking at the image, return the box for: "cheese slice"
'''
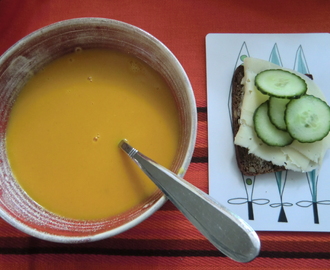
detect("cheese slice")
[234,57,330,172]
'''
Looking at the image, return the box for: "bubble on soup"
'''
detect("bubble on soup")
[93,134,100,142]
[129,60,143,73]
[74,47,83,53]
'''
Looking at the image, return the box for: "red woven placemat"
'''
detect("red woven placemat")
[0,0,330,268]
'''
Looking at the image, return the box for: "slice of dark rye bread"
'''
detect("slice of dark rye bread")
[231,65,285,176]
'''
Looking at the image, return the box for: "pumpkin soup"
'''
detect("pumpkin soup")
[5,48,180,220]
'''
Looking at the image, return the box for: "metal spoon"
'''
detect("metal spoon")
[119,139,260,263]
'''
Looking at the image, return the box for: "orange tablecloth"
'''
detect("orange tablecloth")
[1,0,330,269]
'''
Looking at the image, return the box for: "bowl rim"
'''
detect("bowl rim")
[0,17,197,243]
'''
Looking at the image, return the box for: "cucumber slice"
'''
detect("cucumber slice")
[254,101,293,147]
[268,97,290,131]
[285,95,330,143]
[255,69,307,98]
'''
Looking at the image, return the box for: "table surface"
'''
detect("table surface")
[1,0,330,269]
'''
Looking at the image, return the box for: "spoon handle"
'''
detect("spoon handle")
[119,140,260,263]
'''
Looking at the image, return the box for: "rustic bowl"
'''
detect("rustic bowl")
[0,18,197,243]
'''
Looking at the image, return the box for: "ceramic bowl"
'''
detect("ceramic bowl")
[0,18,197,243]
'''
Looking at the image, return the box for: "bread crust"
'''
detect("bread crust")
[231,65,285,176]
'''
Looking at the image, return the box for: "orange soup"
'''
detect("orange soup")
[5,48,180,220]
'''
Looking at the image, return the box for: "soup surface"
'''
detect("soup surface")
[5,48,180,220]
